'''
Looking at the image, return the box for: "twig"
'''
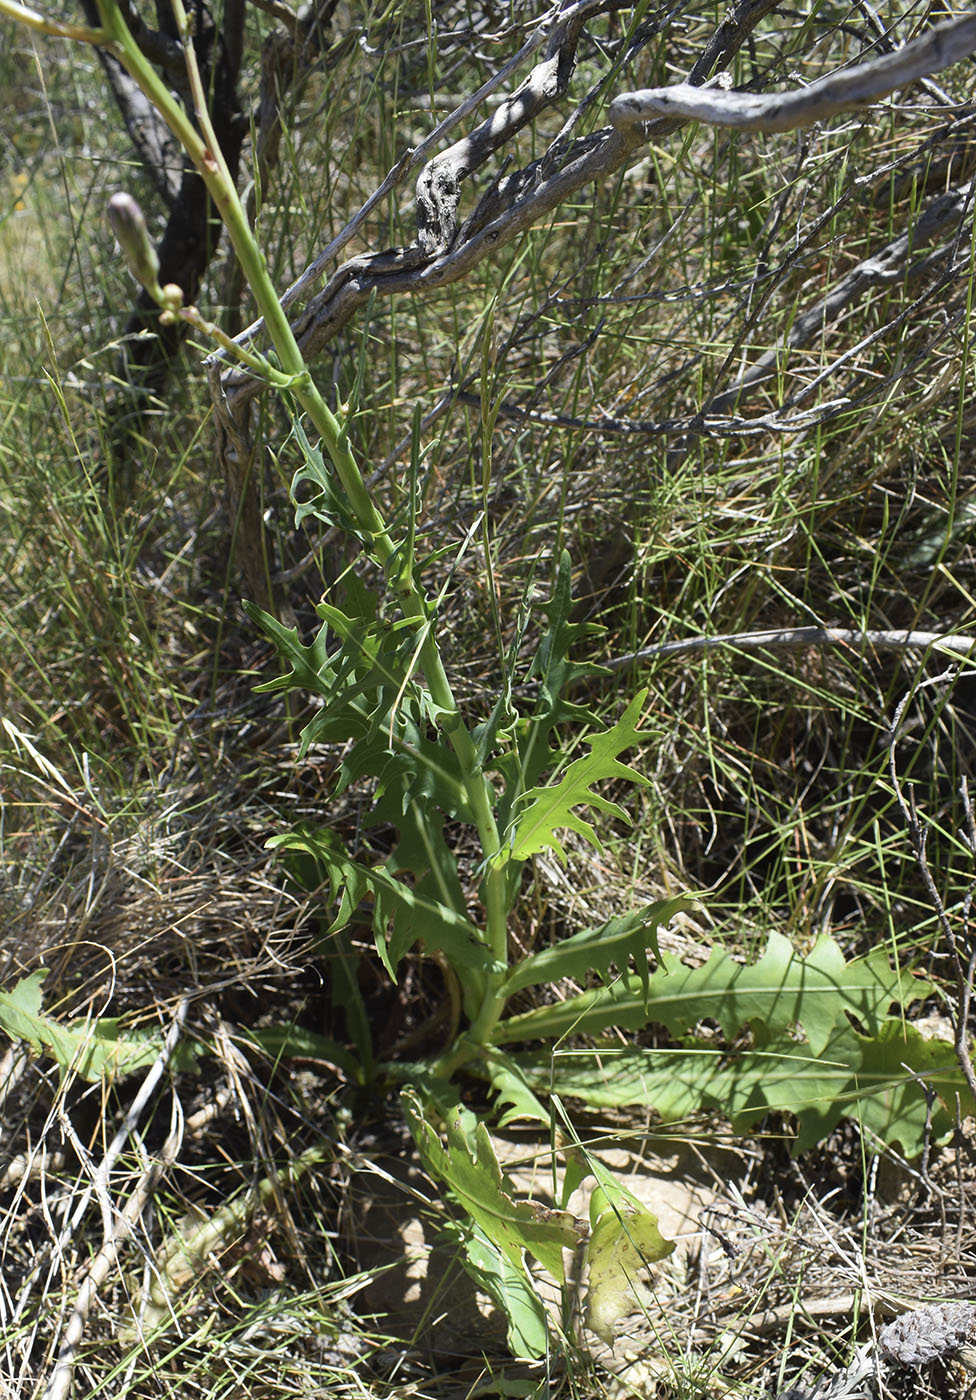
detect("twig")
[0,0,110,44]
[434,388,850,437]
[40,999,190,1400]
[605,626,976,671]
[215,9,973,434]
[245,0,300,38]
[710,185,972,413]
[609,14,976,134]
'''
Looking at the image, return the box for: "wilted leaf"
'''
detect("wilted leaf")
[584,1186,674,1346]
[140,1144,328,1332]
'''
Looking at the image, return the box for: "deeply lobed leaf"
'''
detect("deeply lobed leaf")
[506,688,651,865]
[502,896,698,1004]
[269,826,494,987]
[493,932,930,1051]
[507,1019,969,1157]
[439,1220,549,1358]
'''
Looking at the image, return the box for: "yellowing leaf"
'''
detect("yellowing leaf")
[584,1190,674,1346]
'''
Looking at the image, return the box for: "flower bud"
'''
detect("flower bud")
[160,283,184,312]
[107,192,162,298]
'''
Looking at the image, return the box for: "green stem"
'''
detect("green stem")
[0,0,109,43]
[94,0,513,1018]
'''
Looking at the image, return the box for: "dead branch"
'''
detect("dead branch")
[606,627,976,671]
[208,0,778,435]
[210,3,973,457]
[225,1,593,341]
[609,13,976,134]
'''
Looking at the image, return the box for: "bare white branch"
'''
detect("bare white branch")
[606,627,976,671]
[609,13,976,134]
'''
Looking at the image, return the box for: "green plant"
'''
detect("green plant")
[4,0,976,1367]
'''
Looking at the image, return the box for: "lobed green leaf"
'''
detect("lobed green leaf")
[506,689,651,865]
[0,971,200,1083]
[440,1220,549,1359]
[501,896,697,1003]
[243,602,334,701]
[269,827,493,984]
[507,1019,969,1157]
[494,933,930,1052]
[402,1089,584,1280]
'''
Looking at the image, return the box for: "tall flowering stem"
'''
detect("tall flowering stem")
[91,0,511,1030]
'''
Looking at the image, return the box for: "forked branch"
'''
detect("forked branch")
[213,8,976,439]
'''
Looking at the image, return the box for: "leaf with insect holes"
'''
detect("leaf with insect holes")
[501,896,697,1006]
[402,1089,584,1280]
[0,971,200,1082]
[506,689,651,865]
[584,1183,674,1345]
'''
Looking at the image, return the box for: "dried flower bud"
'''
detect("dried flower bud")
[107,193,162,297]
[878,1302,976,1368]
